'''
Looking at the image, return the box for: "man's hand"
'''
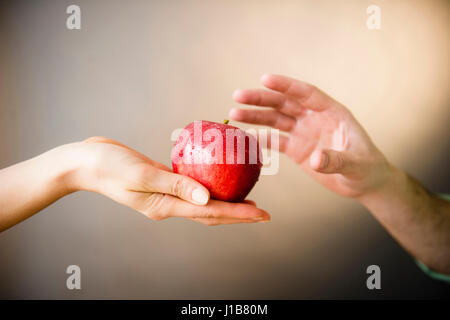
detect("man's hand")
[229,74,391,198]
[229,74,450,274]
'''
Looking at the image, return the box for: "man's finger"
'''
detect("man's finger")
[232,89,304,117]
[252,130,289,153]
[229,108,296,132]
[261,74,336,112]
[309,149,352,174]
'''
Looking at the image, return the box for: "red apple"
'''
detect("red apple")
[171,120,262,202]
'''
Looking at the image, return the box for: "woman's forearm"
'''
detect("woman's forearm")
[358,164,450,273]
[0,144,79,231]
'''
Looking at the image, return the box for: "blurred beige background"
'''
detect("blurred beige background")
[0,0,449,299]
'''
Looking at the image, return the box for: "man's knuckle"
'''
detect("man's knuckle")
[301,84,316,104]
[334,153,345,171]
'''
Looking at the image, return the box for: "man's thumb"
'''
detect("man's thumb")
[310,149,351,174]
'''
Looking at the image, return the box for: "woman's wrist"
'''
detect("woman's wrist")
[0,142,86,231]
[47,142,88,195]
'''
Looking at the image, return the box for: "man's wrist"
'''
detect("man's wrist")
[355,163,403,207]
[355,162,435,216]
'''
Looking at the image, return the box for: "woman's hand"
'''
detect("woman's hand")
[73,137,270,226]
[0,137,269,231]
[229,74,391,198]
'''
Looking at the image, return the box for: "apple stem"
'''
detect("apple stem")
[223,119,229,124]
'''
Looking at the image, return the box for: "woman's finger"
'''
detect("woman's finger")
[133,193,270,221]
[169,198,270,220]
[243,199,257,206]
[138,168,210,205]
[188,217,262,226]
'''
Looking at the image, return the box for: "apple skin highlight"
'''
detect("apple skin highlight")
[171,120,262,202]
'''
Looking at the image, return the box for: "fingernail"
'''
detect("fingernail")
[192,188,209,205]
[320,152,328,170]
